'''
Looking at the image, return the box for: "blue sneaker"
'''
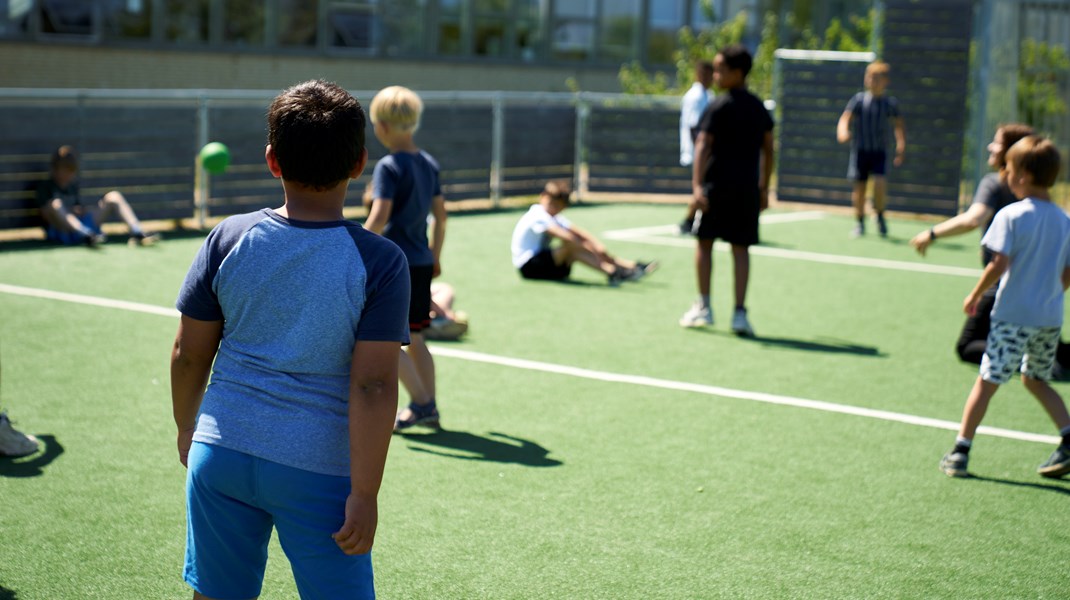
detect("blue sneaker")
[1038,445,1070,478]
[394,400,441,433]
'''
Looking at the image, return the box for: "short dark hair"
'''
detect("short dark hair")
[994,123,1034,168]
[1005,135,1061,188]
[267,80,366,191]
[50,145,78,170]
[542,179,572,204]
[718,44,753,77]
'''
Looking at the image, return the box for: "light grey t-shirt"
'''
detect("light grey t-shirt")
[982,198,1070,327]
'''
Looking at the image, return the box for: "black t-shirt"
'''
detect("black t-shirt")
[35,178,81,209]
[697,87,775,191]
[971,172,1018,266]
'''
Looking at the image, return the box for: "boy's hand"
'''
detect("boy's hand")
[332,493,378,555]
[432,259,441,278]
[177,426,195,468]
[691,186,708,212]
[836,131,850,144]
[894,149,904,167]
[909,230,931,256]
[963,293,980,317]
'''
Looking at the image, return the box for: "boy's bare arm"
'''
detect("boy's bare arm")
[333,339,401,556]
[964,253,1008,316]
[893,116,906,166]
[170,315,223,467]
[909,203,994,256]
[430,194,447,276]
[364,198,393,235]
[836,111,852,144]
[692,132,712,210]
[760,131,774,211]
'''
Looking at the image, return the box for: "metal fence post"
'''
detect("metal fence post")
[573,93,590,199]
[195,94,209,228]
[490,92,504,209]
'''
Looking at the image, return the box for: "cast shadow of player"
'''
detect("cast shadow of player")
[0,584,20,600]
[965,473,1070,497]
[398,430,562,467]
[687,329,883,357]
[0,435,64,478]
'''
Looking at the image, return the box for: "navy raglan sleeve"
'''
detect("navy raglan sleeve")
[351,230,411,344]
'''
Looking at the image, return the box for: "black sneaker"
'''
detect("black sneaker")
[1038,444,1070,478]
[678,218,694,235]
[940,450,969,477]
[128,232,162,247]
[627,260,659,282]
[83,233,107,248]
[393,400,441,433]
[608,269,627,287]
[876,214,888,238]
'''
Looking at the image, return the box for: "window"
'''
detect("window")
[436,0,463,55]
[379,0,425,56]
[648,0,684,64]
[1,0,33,37]
[600,0,639,61]
[552,0,595,60]
[328,2,376,50]
[163,0,208,43]
[277,0,318,47]
[224,0,265,45]
[40,0,93,36]
[102,0,153,40]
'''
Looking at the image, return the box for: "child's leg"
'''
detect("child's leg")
[730,244,749,309]
[557,241,616,275]
[851,181,867,218]
[871,176,887,213]
[957,376,1000,441]
[1023,375,1070,431]
[95,190,145,234]
[695,238,714,298]
[404,332,436,402]
[398,347,431,405]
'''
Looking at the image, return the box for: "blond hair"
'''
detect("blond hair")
[369,86,423,133]
[866,61,890,77]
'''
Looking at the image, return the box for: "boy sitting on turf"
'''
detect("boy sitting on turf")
[836,60,905,238]
[171,80,410,599]
[36,145,160,247]
[940,136,1070,479]
[363,85,448,432]
[510,179,657,286]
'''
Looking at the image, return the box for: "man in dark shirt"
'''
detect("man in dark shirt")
[679,44,775,337]
[36,145,159,247]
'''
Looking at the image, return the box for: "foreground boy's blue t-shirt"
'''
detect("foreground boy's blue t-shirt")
[176,208,410,477]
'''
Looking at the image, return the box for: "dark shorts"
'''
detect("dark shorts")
[408,264,433,332]
[848,149,887,181]
[696,186,760,246]
[45,213,99,245]
[519,249,571,281]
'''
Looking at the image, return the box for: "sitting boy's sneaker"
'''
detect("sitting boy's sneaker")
[679,303,713,328]
[425,314,468,341]
[1037,444,1070,478]
[627,260,659,282]
[393,400,441,433]
[731,308,755,338]
[940,450,969,478]
[128,232,162,247]
[83,233,107,248]
[0,411,39,458]
[608,269,628,287]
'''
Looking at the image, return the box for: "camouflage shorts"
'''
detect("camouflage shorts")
[981,320,1061,384]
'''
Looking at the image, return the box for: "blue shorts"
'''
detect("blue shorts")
[45,213,100,245]
[185,442,375,600]
[847,149,887,181]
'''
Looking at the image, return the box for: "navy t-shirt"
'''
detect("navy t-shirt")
[372,150,442,267]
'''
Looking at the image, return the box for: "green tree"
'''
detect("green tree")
[1018,38,1070,128]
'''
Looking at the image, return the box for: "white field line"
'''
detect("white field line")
[602,216,983,278]
[1,282,1058,445]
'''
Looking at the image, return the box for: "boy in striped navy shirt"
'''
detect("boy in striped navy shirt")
[837,60,906,238]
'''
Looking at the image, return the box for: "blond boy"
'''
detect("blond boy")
[364,86,448,432]
[836,61,905,237]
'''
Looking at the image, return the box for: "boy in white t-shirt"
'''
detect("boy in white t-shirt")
[510,180,657,286]
[941,136,1070,479]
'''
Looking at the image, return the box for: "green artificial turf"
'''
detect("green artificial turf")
[2,204,1068,599]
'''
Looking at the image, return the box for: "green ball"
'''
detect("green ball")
[198,142,231,174]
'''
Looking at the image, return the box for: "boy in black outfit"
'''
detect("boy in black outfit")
[679,44,775,337]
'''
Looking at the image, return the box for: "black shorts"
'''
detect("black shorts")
[696,185,759,246]
[519,249,571,281]
[408,264,434,332]
[848,149,887,181]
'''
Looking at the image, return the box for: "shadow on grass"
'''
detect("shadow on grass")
[966,473,1070,496]
[0,228,210,253]
[0,584,19,599]
[398,430,562,467]
[685,328,883,357]
[0,435,64,477]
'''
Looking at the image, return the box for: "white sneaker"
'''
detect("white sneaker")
[731,308,754,337]
[0,411,39,457]
[679,303,713,328]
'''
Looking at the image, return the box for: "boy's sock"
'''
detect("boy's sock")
[130,225,145,237]
[953,436,972,454]
[1059,425,1070,447]
[698,295,711,309]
